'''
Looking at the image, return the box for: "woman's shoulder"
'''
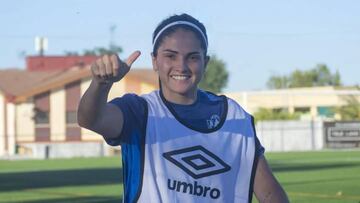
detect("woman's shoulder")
[198,89,225,103]
[216,92,252,119]
[111,93,146,105]
[199,90,243,110]
[109,93,151,117]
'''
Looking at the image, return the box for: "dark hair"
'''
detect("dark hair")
[152,13,208,56]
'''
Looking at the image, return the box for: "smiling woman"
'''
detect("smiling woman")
[77,13,289,203]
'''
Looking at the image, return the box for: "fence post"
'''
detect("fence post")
[311,119,315,150]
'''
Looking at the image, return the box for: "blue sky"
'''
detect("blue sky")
[1,0,359,92]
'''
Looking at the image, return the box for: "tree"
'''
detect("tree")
[267,64,342,89]
[199,55,229,93]
[336,95,360,120]
[253,108,300,122]
[83,45,123,56]
[267,75,288,89]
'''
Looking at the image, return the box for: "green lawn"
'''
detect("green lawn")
[0,157,123,203]
[263,150,360,203]
[1,150,360,203]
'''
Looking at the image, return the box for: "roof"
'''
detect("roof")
[26,55,99,71]
[0,66,157,103]
[0,69,63,96]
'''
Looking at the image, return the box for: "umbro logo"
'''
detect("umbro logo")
[162,145,231,179]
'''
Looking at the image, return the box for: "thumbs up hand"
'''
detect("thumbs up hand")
[91,51,141,84]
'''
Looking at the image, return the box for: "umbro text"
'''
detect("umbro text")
[167,178,220,199]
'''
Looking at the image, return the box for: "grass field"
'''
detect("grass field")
[1,150,360,203]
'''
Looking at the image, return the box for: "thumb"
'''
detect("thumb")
[125,51,141,67]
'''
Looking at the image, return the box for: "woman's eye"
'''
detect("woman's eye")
[165,54,175,59]
[190,55,200,61]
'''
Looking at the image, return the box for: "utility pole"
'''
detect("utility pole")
[109,25,116,51]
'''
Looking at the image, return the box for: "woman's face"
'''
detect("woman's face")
[152,28,209,104]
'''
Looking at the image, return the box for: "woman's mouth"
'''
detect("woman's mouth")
[171,75,190,80]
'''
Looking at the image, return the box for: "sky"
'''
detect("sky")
[1,0,359,92]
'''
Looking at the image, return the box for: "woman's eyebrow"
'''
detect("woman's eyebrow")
[188,51,200,55]
[161,49,201,56]
[162,49,178,54]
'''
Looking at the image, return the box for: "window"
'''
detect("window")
[273,108,288,113]
[66,111,77,124]
[317,106,335,118]
[294,107,310,114]
[34,107,49,124]
[34,92,50,125]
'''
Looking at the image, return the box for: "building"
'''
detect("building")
[226,87,360,152]
[0,56,158,158]
[225,86,360,119]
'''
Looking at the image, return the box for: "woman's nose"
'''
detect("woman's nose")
[175,57,189,71]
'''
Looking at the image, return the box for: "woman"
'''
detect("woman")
[78,13,289,203]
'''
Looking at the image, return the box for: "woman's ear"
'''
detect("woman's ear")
[151,52,158,72]
[204,55,210,69]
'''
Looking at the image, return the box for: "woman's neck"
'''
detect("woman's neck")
[161,89,198,105]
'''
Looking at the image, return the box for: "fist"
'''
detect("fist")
[90,51,141,84]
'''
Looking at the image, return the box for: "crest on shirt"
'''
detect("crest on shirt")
[207,114,220,129]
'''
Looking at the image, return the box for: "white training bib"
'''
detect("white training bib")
[133,91,256,203]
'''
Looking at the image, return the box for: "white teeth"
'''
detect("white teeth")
[171,75,189,80]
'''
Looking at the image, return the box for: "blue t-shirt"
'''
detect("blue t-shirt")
[106,90,264,155]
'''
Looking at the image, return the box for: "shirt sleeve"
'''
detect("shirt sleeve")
[104,93,147,146]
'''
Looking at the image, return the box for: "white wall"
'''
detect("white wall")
[0,94,5,156]
[50,88,66,141]
[16,101,35,142]
[6,103,16,155]
[256,120,324,152]
[20,142,104,159]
